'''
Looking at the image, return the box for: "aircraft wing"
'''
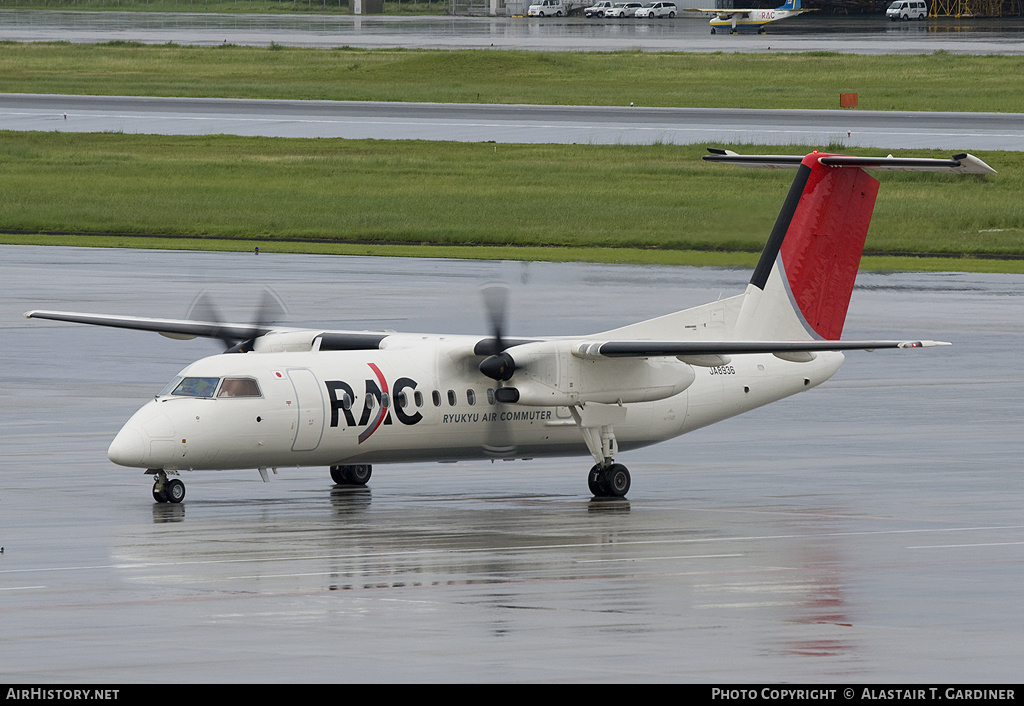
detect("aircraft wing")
[704,149,997,174]
[24,309,268,341]
[683,8,752,16]
[23,310,389,350]
[573,339,950,359]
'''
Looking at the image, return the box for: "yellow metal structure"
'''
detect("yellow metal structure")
[929,0,1018,16]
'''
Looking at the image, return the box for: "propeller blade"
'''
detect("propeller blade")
[479,283,517,457]
[186,288,287,353]
[481,283,509,352]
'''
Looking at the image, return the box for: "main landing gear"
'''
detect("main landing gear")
[330,464,372,486]
[149,469,185,504]
[588,462,631,498]
[569,404,631,498]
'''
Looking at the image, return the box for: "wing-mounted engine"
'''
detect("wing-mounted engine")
[252,330,390,353]
[480,340,695,406]
[252,330,321,353]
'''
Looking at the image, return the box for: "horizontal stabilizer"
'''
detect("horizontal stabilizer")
[704,149,996,174]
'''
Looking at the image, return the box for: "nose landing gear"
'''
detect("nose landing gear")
[149,470,185,503]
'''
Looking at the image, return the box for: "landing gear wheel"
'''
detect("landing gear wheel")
[164,478,185,504]
[588,463,630,498]
[347,465,372,485]
[602,463,631,497]
[330,464,372,485]
[153,483,167,503]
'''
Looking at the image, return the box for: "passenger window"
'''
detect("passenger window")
[467,389,476,406]
[414,390,424,408]
[447,390,457,406]
[217,378,262,398]
[487,389,496,405]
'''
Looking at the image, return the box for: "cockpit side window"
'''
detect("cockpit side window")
[170,377,220,398]
[217,378,262,398]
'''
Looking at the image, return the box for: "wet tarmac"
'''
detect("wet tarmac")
[2,244,1023,682]
[2,10,1024,53]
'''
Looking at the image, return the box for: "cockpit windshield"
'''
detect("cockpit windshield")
[158,376,263,399]
[170,377,221,398]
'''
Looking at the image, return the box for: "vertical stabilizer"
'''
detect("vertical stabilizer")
[736,153,879,341]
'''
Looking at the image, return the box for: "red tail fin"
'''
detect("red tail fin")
[779,155,879,340]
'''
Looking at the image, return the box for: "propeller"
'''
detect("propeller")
[478,283,518,385]
[478,283,518,457]
[186,287,287,353]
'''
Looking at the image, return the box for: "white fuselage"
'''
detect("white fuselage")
[108,335,844,473]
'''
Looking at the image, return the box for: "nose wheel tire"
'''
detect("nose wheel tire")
[152,477,185,503]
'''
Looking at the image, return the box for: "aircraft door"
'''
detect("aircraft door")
[288,368,325,452]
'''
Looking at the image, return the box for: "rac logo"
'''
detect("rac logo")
[325,363,422,444]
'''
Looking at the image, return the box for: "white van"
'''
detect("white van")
[886,0,928,20]
[528,0,566,15]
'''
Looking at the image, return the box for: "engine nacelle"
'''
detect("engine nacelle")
[252,330,320,353]
[500,341,695,406]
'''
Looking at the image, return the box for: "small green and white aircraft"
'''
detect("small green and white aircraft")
[26,149,994,503]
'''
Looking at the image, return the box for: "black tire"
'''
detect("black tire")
[348,465,372,485]
[165,478,185,504]
[600,464,630,497]
[331,464,372,485]
[153,484,167,503]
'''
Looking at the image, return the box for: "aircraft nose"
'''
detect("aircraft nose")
[108,427,146,467]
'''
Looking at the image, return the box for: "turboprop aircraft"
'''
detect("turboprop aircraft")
[684,0,816,34]
[25,149,994,504]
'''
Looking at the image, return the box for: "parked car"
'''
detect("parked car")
[634,1,677,17]
[605,1,644,17]
[528,0,566,16]
[886,0,928,19]
[585,1,616,16]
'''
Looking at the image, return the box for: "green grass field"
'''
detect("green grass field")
[2,42,1024,113]
[1,133,1019,271]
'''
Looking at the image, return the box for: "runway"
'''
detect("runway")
[5,93,1023,150]
[2,245,1023,681]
